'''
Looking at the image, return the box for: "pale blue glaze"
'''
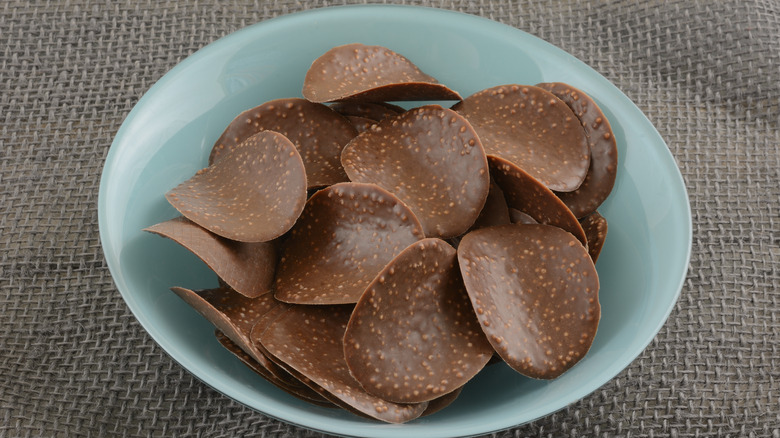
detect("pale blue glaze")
[98,5,692,437]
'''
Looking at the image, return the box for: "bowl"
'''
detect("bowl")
[98,5,692,437]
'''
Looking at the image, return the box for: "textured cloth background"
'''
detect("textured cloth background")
[1,0,778,437]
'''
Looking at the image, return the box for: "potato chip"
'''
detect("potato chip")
[469,180,511,231]
[144,217,275,298]
[260,304,428,423]
[509,208,538,225]
[209,98,357,188]
[537,82,618,218]
[580,211,608,263]
[458,224,600,379]
[453,84,590,192]
[342,105,490,238]
[274,182,424,304]
[330,101,404,121]
[419,387,463,417]
[490,156,587,246]
[344,239,493,403]
[249,304,290,357]
[166,131,306,242]
[303,43,461,103]
[264,362,377,420]
[214,330,333,407]
[170,286,280,371]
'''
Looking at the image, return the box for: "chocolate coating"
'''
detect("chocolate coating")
[580,211,608,263]
[170,286,280,372]
[453,84,590,192]
[167,131,307,242]
[260,304,428,423]
[254,349,378,420]
[330,101,404,121]
[344,238,493,403]
[345,115,377,133]
[469,180,511,231]
[342,105,490,238]
[274,182,424,304]
[303,43,461,103]
[419,387,463,417]
[144,217,275,298]
[489,156,587,246]
[537,82,618,217]
[249,303,292,367]
[458,224,600,379]
[209,98,357,188]
[214,330,333,407]
[509,208,538,225]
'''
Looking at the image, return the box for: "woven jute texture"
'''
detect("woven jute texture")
[1,0,778,436]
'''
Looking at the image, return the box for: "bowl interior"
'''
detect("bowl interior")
[99,5,691,438]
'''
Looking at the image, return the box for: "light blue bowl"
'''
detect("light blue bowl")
[98,5,691,437]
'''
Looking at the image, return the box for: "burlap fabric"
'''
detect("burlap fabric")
[1,0,778,436]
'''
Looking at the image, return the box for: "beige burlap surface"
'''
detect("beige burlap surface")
[1,1,778,436]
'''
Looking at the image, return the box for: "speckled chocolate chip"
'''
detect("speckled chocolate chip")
[209,98,357,188]
[453,84,590,192]
[344,238,493,403]
[469,180,511,231]
[509,208,538,225]
[303,43,461,103]
[144,217,275,298]
[489,156,587,246]
[214,330,333,407]
[330,101,405,121]
[580,211,608,263]
[537,83,618,217]
[260,305,428,423]
[457,224,600,379]
[170,285,282,371]
[342,105,490,238]
[274,182,425,305]
[167,131,307,243]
